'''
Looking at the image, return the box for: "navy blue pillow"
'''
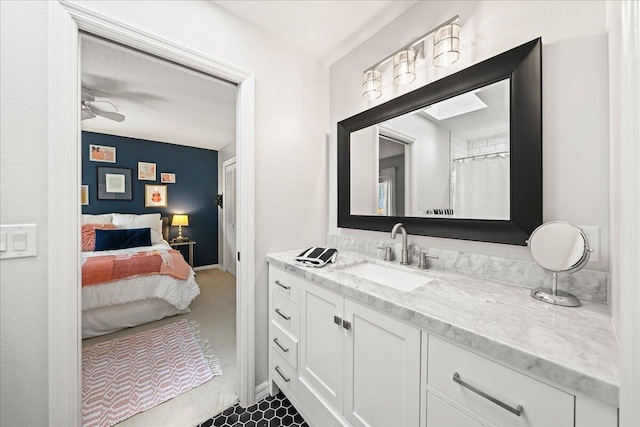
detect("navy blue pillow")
[94,228,152,251]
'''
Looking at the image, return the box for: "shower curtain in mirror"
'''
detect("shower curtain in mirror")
[378,167,396,216]
[455,156,509,219]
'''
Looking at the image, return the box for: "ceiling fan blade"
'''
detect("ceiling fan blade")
[81,87,95,102]
[81,106,96,121]
[94,109,125,122]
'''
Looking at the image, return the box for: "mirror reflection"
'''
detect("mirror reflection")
[350,78,510,220]
[529,222,589,272]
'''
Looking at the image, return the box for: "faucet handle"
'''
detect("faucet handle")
[418,252,439,269]
[377,246,392,262]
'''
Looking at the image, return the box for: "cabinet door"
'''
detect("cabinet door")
[344,300,421,427]
[300,281,345,412]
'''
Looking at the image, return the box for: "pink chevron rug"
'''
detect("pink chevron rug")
[82,320,222,427]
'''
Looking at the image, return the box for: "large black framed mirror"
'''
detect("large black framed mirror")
[338,38,542,246]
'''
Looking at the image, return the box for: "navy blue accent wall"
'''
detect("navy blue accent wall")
[82,131,218,267]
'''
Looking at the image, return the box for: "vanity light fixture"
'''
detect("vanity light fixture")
[433,22,461,67]
[362,16,461,99]
[362,69,382,100]
[393,48,417,86]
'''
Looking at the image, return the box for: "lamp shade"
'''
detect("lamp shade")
[171,214,189,227]
[433,22,461,67]
[393,48,417,86]
[362,70,382,100]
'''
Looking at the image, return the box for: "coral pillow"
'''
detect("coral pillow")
[82,223,116,252]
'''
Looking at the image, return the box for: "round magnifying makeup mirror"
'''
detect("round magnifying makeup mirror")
[528,221,592,307]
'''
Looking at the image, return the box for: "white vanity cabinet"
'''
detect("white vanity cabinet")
[268,263,618,427]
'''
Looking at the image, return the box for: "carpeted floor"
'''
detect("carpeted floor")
[82,268,237,427]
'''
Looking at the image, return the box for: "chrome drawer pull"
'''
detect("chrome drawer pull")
[273,338,289,353]
[275,366,290,383]
[275,308,291,320]
[452,372,523,416]
[275,280,291,290]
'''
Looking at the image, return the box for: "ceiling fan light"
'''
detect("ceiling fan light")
[362,70,382,100]
[393,48,417,86]
[433,22,461,67]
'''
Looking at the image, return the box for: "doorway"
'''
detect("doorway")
[48,3,256,425]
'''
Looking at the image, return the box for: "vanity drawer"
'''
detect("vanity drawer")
[272,348,298,399]
[271,320,298,369]
[427,392,483,427]
[427,335,574,427]
[272,292,300,336]
[270,266,300,303]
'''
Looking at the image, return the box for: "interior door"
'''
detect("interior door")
[223,158,236,276]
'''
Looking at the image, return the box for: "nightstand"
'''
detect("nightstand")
[170,240,196,267]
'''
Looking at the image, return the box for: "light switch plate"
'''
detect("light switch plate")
[0,224,37,260]
[579,225,600,263]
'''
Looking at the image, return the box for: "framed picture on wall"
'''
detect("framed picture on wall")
[89,144,116,163]
[138,162,156,181]
[145,185,168,207]
[81,185,89,206]
[161,173,176,183]
[97,167,132,200]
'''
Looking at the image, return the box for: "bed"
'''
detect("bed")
[81,213,200,338]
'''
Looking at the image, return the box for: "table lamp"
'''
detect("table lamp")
[171,214,189,242]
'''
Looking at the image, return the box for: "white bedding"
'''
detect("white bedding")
[81,240,200,315]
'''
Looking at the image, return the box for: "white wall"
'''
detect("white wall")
[217,140,237,269]
[329,0,610,272]
[0,1,328,423]
[0,2,50,425]
[385,114,450,212]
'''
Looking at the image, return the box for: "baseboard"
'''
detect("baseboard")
[255,381,269,401]
[193,264,220,271]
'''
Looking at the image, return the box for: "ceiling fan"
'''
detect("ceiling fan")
[81,87,125,122]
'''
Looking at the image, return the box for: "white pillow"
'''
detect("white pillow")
[112,213,163,244]
[82,214,113,224]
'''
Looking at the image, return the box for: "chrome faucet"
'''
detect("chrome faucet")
[391,223,410,265]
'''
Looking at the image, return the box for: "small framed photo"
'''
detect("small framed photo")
[138,162,156,181]
[97,167,132,200]
[81,185,89,206]
[145,185,168,208]
[89,144,116,163]
[161,173,176,183]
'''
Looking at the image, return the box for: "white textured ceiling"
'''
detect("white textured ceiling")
[81,34,237,150]
[213,0,418,66]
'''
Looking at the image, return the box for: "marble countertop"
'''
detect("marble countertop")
[266,250,619,407]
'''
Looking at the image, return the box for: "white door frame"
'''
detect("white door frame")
[222,157,238,275]
[48,2,256,425]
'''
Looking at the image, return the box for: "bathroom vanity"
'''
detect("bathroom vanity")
[266,251,618,427]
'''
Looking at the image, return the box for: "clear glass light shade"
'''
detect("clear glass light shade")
[433,22,461,67]
[362,70,382,100]
[393,48,417,86]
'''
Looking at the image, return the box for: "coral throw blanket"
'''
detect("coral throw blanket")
[82,249,191,287]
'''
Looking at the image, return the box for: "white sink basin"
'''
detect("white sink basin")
[337,261,434,292]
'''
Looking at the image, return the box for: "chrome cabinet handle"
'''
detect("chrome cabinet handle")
[452,372,523,416]
[275,366,290,383]
[342,320,351,330]
[275,308,290,320]
[273,338,289,353]
[275,280,290,290]
[334,315,342,325]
